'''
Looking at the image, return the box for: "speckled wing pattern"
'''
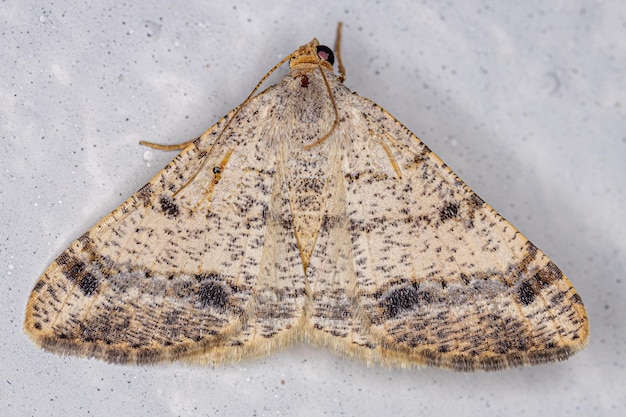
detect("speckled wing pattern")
[24,38,588,371]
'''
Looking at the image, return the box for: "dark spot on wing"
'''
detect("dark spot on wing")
[56,255,101,297]
[517,261,565,306]
[518,281,536,305]
[439,202,459,222]
[77,232,92,247]
[79,273,99,296]
[383,285,434,318]
[469,193,485,209]
[159,196,179,218]
[198,281,229,310]
[194,272,221,283]
[571,293,584,304]
[68,259,86,277]
[136,183,153,207]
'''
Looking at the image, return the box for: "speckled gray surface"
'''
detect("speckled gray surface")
[1,1,624,416]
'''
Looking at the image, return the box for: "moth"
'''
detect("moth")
[25,25,588,371]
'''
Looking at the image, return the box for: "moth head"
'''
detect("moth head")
[289,39,334,71]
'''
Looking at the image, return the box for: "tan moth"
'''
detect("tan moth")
[24,25,588,371]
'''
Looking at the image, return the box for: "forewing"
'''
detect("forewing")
[24,91,306,364]
[308,92,589,371]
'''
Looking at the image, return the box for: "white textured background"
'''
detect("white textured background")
[1,1,624,416]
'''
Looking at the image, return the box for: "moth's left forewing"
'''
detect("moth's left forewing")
[310,90,588,370]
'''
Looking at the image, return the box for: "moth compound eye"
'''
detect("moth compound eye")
[316,45,334,65]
